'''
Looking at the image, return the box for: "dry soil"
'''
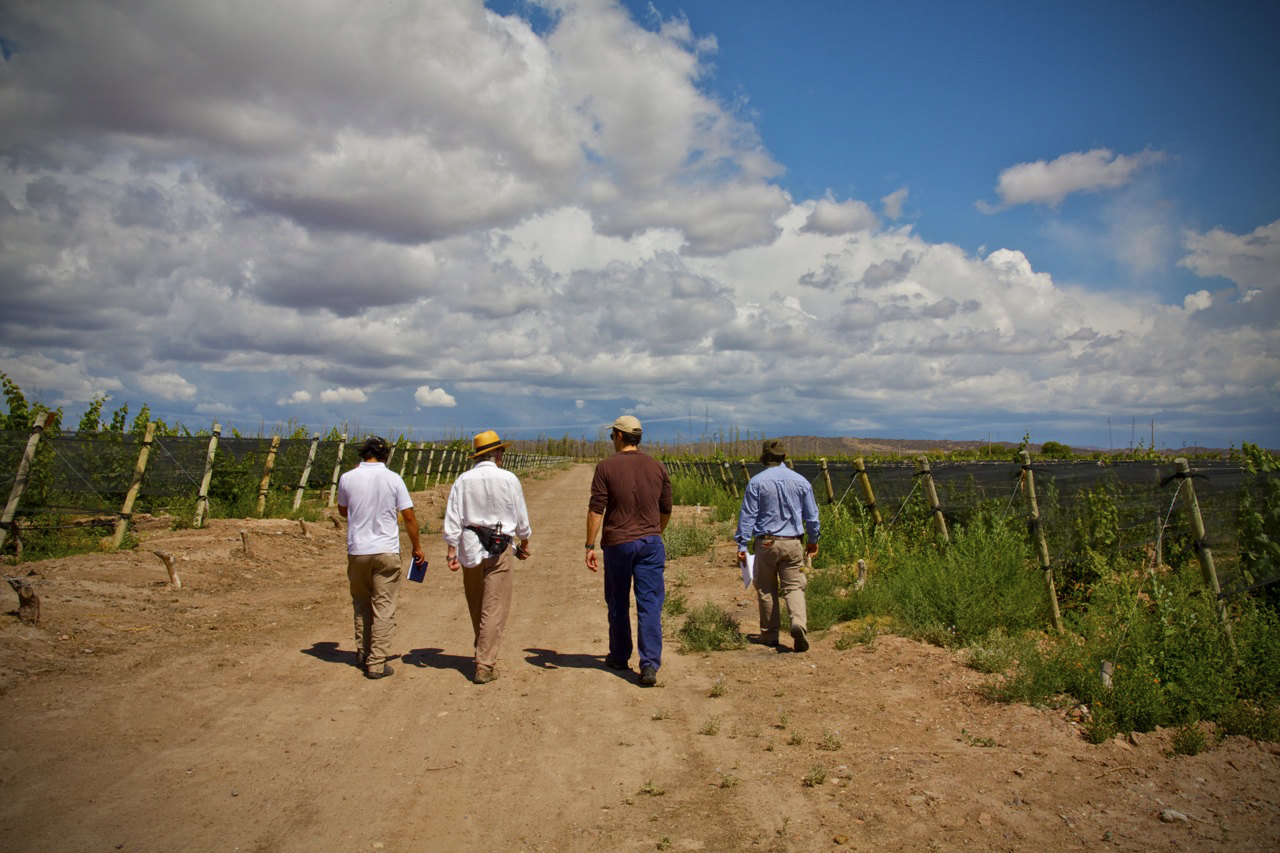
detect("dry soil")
[1,463,1278,852]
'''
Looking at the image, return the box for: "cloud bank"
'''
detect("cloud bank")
[0,0,1275,446]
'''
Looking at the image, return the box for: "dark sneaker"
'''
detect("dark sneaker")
[365,663,394,680]
[474,665,498,684]
[604,657,630,671]
[639,665,658,686]
[748,634,778,646]
[790,626,810,653]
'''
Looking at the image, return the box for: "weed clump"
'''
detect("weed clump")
[677,602,746,653]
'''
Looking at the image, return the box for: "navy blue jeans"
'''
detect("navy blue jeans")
[602,534,666,670]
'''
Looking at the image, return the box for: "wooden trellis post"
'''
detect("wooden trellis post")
[193,422,221,528]
[256,435,281,517]
[0,412,52,555]
[1174,457,1233,644]
[327,434,347,508]
[1019,450,1063,633]
[738,459,751,488]
[424,445,437,488]
[112,422,156,549]
[410,443,425,490]
[293,433,320,510]
[819,458,836,505]
[852,457,882,526]
[915,455,949,543]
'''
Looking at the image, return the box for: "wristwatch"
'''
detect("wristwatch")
[585,544,595,550]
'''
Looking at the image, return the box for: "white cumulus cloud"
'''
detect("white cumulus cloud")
[981,147,1166,210]
[319,388,368,404]
[414,386,456,408]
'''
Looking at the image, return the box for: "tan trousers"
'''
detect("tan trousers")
[462,548,513,669]
[753,537,807,640]
[347,552,402,668]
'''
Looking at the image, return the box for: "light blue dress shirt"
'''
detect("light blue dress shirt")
[734,464,821,549]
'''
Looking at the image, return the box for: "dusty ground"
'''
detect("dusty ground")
[1,463,1278,852]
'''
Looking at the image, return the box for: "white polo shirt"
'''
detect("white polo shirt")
[337,461,413,555]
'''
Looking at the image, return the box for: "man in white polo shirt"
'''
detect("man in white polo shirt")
[337,436,423,680]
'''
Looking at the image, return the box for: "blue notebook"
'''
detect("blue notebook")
[408,555,428,583]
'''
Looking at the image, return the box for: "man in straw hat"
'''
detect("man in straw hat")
[735,439,820,653]
[443,430,532,684]
[585,415,672,686]
[337,436,424,679]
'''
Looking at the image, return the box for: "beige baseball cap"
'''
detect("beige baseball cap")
[611,415,642,435]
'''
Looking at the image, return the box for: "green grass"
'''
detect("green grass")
[677,602,746,653]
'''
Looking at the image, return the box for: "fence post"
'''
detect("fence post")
[410,443,425,490]
[1174,457,1233,644]
[738,459,751,489]
[0,412,52,555]
[819,458,836,505]
[112,421,156,549]
[915,455,949,543]
[328,434,347,508]
[193,422,221,529]
[396,440,409,478]
[256,435,281,517]
[1019,450,1063,633]
[293,432,320,510]
[424,445,437,488]
[717,461,737,497]
[852,458,882,526]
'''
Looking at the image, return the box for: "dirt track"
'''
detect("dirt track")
[1,463,1278,852]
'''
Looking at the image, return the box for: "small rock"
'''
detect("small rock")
[833,834,849,845]
[230,788,238,797]
[1159,809,1188,824]
[978,812,992,826]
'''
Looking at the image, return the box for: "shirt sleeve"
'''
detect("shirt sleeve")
[442,482,463,547]
[735,481,758,549]
[658,463,673,515]
[802,482,821,542]
[511,476,532,539]
[588,463,608,515]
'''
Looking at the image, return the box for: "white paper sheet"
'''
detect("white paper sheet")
[741,554,754,589]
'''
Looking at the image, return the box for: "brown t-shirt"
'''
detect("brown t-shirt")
[589,450,673,547]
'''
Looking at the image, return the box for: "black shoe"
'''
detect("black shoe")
[790,626,809,653]
[748,634,778,646]
[639,665,658,686]
[604,657,630,671]
[365,664,394,680]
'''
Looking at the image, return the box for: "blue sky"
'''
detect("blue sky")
[1,0,1277,451]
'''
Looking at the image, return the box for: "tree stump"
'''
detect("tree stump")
[6,572,40,624]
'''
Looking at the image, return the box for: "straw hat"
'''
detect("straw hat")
[471,429,510,458]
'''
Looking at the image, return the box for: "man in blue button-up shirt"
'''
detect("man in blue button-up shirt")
[735,440,820,652]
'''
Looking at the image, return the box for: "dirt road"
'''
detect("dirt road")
[1,463,1278,852]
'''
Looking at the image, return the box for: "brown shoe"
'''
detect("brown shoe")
[748,634,778,646]
[790,626,810,653]
[474,665,498,684]
[365,663,394,680]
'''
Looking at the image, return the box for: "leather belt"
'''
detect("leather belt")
[757,534,801,540]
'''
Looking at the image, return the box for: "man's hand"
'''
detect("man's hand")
[805,543,819,558]
[737,549,747,566]
[585,548,598,572]
[516,539,530,560]
[446,546,461,572]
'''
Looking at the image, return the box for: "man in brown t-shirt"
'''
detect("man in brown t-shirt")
[585,415,672,686]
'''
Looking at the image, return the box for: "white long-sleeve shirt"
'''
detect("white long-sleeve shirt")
[442,460,532,567]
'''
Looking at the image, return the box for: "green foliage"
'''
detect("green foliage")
[78,395,108,432]
[1,372,31,431]
[668,469,739,522]
[1040,441,1073,459]
[874,521,1045,646]
[677,602,746,653]
[663,520,717,559]
[1236,442,1280,597]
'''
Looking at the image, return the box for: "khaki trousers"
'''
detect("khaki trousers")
[347,552,402,668]
[753,537,807,640]
[462,547,513,669]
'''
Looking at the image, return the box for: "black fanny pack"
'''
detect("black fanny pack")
[466,523,513,556]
